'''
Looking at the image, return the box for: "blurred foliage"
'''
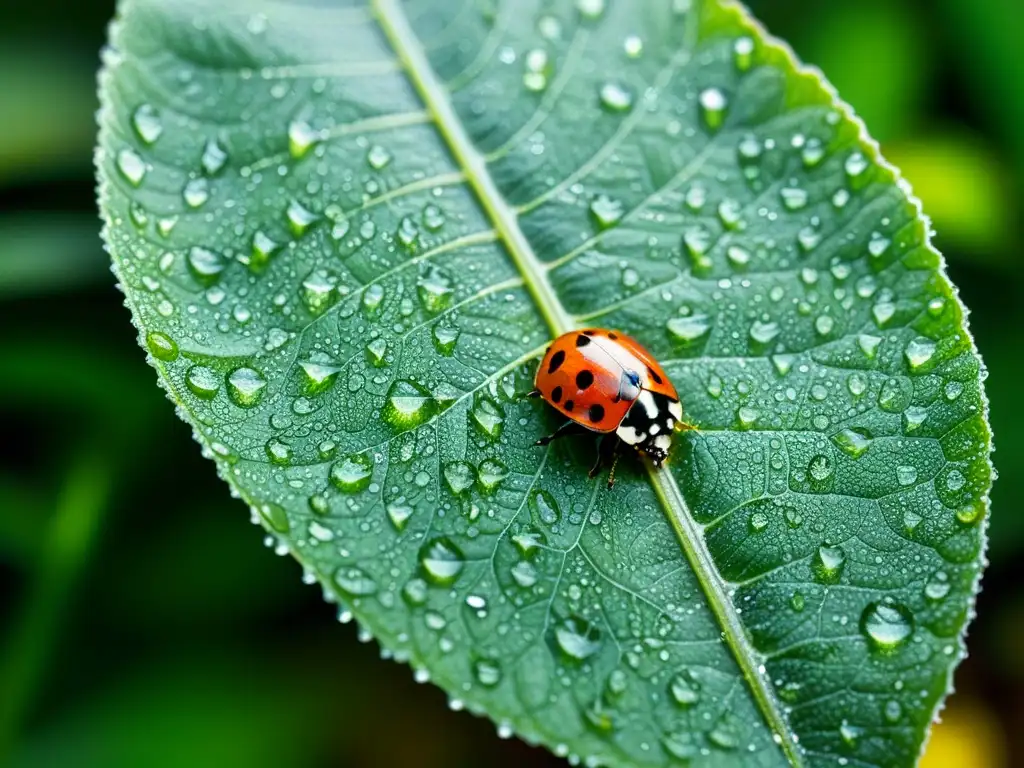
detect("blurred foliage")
[0,0,1019,766]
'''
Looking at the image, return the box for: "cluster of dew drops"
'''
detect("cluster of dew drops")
[103,0,989,763]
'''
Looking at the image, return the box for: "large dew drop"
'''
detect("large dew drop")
[861,601,914,652]
[330,453,373,492]
[131,104,163,145]
[419,537,465,585]
[813,544,845,584]
[384,380,436,429]
[666,314,711,344]
[226,367,267,407]
[334,566,378,597]
[116,148,147,186]
[552,616,602,661]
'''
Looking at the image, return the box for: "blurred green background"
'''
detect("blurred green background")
[0,1,1017,766]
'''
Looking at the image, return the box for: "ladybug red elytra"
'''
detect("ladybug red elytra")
[528,328,691,487]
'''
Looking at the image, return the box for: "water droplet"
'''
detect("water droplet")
[599,82,633,112]
[802,138,825,168]
[736,405,759,429]
[386,503,413,531]
[576,0,606,20]
[421,203,445,231]
[300,268,338,315]
[384,380,436,429]
[473,658,502,687]
[833,428,872,458]
[334,566,377,596]
[299,360,340,395]
[330,453,373,492]
[589,194,623,229]
[749,320,780,346]
[420,537,465,585]
[884,700,902,723]
[511,560,538,588]
[956,504,983,525]
[904,337,936,371]
[859,334,882,358]
[623,34,644,58]
[226,367,266,407]
[661,733,699,761]
[477,458,508,494]
[815,314,835,336]
[733,36,754,70]
[288,119,319,158]
[116,148,147,186]
[264,438,292,466]
[699,88,728,131]
[666,314,710,344]
[896,465,918,486]
[201,138,227,175]
[187,246,226,285]
[417,266,453,313]
[287,199,318,237]
[472,398,504,439]
[512,530,544,557]
[523,48,551,92]
[182,177,209,208]
[682,226,712,273]
[791,592,806,612]
[146,331,178,361]
[361,144,391,173]
[727,245,751,269]
[186,365,220,399]
[552,616,602,661]
[432,322,460,356]
[749,510,769,532]
[861,601,914,652]
[813,545,845,584]
[530,489,561,526]
[772,354,795,376]
[839,720,863,747]
[780,186,808,211]
[257,503,289,534]
[845,150,870,180]
[808,454,834,482]
[708,715,741,751]
[921,572,951,603]
[684,184,707,211]
[131,104,163,145]
[718,198,743,229]
[402,577,428,606]
[363,338,387,368]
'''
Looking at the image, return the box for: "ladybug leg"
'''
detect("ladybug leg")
[588,435,619,482]
[534,420,588,446]
[524,389,542,399]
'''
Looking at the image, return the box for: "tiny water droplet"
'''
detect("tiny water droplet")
[300,268,339,315]
[334,566,377,596]
[599,82,633,112]
[287,199,318,237]
[288,119,319,158]
[699,88,728,131]
[477,458,508,494]
[265,438,292,465]
[201,138,228,175]
[473,658,502,687]
[182,177,209,208]
[589,194,623,229]
[367,144,392,170]
[749,510,769,532]
[733,36,754,70]
[576,0,606,20]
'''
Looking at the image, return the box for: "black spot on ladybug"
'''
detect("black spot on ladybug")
[607,332,618,340]
[575,370,594,390]
[551,386,562,403]
[565,399,574,412]
[548,350,566,373]
[575,334,591,348]
[589,404,605,423]
[648,367,663,385]
[583,330,595,336]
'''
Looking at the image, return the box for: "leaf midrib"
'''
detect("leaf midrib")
[372,0,802,764]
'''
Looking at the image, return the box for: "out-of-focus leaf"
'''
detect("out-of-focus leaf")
[97,0,993,765]
[0,215,108,298]
[800,1,929,142]
[886,133,1013,258]
[0,46,98,186]
[0,477,46,567]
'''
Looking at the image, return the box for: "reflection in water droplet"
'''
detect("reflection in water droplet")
[420,537,465,585]
[334,566,377,596]
[146,331,178,361]
[511,560,538,588]
[201,138,228,175]
[599,82,633,112]
[258,503,289,534]
[187,246,226,285]
[749,320,779,346]
[443,461,475,496]
[367,144,392,170]
[432,323,460,356]
[226,367,267,407]
[813,545,845,584]
[474,659,502,687]
[182,178,209,208]
[553,616,602,661]
[116,148,147,186]
[861,601,914,652]
[330,453,373,492]
[699,88,728,131]
[386,503,413,531]
[589,194,623,229]
[384,380,436,429]
[531,490,561,525]
[833,428,872,458]
[131,104,163,145]
[265,438,292,465]
[472,398,504,439]
[733,36,754,70]
[669,671,700,706]
[288,119,319,158]
[666,314,711,344]
[904,337,937,371]
[299,360,340,395]
[300,268,338,315]
[417,266,453,313]
[477,458,508,494]
[287,199,318,237]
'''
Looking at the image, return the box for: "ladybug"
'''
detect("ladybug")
[528,328,688,487]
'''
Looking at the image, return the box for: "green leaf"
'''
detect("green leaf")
[96,1,993,766]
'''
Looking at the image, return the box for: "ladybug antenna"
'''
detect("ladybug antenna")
[524,388,541,399]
